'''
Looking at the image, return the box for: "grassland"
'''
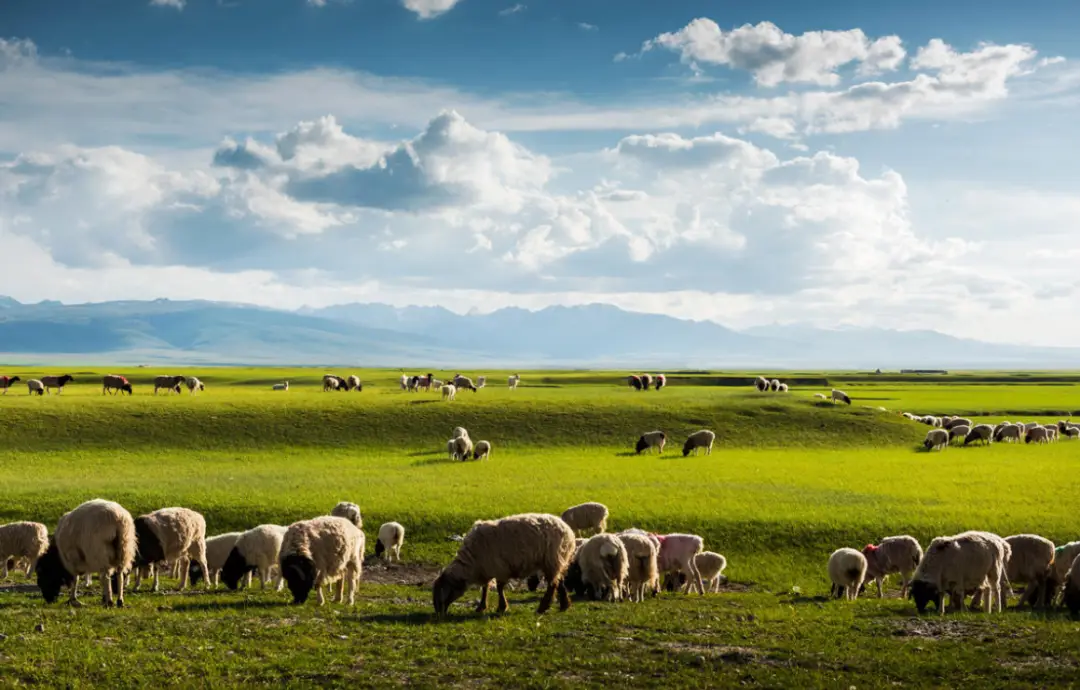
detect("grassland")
[1,367,1079,688]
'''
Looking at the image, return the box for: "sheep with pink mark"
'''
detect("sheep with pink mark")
[653,533,706,595]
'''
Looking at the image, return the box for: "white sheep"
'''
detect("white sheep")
[924,428,949,451]
[441,384,456,401]
[947,425,970,443]
[508,374,521,390]
[1048,541,1080,605]
[432,513,576,615]
[473,440,492,460]
[1004,534,1055,608]
[375,522,405,562]
[769,379,781,392]
[616,531,659,602]
[193,532,242,588]
[36,499,136,607]
[963,424,994,446]
[0,521,48,578]
[995,423,1021,443]
[694,551,727,593]
[132,507,209,592]
[330,502,362,529]
[1044,425,1059,442]
[911,530,1008,614]
[578,533,629,602]
[635,430,666,455]
[185,376,205,394]
[655,533,705,595]
[476,376,487,389]
[560,502,609,537]
[452,427,469,440]
[221,524,288,591]
[831,388,852,405]
[682,430,715,456]
[828,548,867,601]
[400,374,409,391]
[814,393,828,400]
[27,379,44,395]
[862,536,923,598]
[448,435,473,461]
[754,376,769,392]
[346,375,362,391]
[1025,426,1050,444]
[279,516,364,606]
[778,383,789,393]
[272,381,289,391]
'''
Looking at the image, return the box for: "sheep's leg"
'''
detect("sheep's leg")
[177,558,190,591]
[537,581,557,614]
[25,558,36,577]
[476,581,490,612]
[686,559,705,595]
[333,576,345,604]
[314,573,326,606]
[875,576,884,598]
[152,564,161,593]
[244,570,253,589]
[346,567,358,606]
[68,574,82,607]
[259,568,269,590]
[101,568,115,607]
[495,581,510,613]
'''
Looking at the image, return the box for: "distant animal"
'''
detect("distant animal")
[346,375,362,392]
[272,381,289,391]
[813,393,827,400]
[473,440,492,461]
[27,379,44,396]
[153,375,185,395]
[102,374,133,395]
[185,376,205,394]
[452,375,478,392]
[778,383,789,393]
[654,374,666,391]
[40,374,74,394]
[508,374,521,390]
[628,375,643,391]
[476,376,487,389]
[831,389,852,405]
[0,375,21,395]
[635,431,666,455]
[682,430,716,457]
[441,384,456,402]
[322,375,347,392]
[754,376,769,392]
[640,374,653,390]
[399,374,409,391]
[770,379,781,392]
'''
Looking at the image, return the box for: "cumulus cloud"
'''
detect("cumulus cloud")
[0,38,37,68]
[402,0,463,19]
[641,20,906,86]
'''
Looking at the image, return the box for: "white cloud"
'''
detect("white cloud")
[499,4,526,16]
[149,0,185,8]
[0,38,37,67]
[641,19,906,86]
[402,0,463,19]
[578,23,598,32]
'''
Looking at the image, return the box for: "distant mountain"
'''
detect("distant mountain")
[1,296,1078,367]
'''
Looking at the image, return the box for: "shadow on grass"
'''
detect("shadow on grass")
[408,400,440,406]
[168,600,287,612]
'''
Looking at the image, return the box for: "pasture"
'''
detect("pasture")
[1,367,1078,688]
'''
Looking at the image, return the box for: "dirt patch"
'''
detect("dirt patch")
[889,619,982,640]
[1000,656,1077,672]
[655,642,775,665]
[361,561,440,587]
[0,583,38,594]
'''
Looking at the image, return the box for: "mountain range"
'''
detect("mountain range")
[0,297,1075,368]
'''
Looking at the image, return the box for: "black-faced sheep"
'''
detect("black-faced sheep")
[153,375,185,395]
[560,502,608,537]
[924,428,949,451]
[322,375,347,392]
[769,379,781,392]
[102,374,133,395]
[578,533,628,602]
[346,375,362,392]
[910,530,1008,615]
[448,435,473,461]
[828,547,867,600]
[27,379,45,395]
[654,374,666,391]
[131,507,209,592]
[754,376,769,392]
[0,521,48,578]
[508,374,521,390]
[1025,426,1049,444]
[831,388,852,405]
[640,374,654,390]
[628,375,643,391]
[452,375,478,392]
[948,425,970,443]
[0,375,20,394]
[279,517,364,605]
[862,536,923,598]
[472,440,492,460]
[375,522,405,562]
[963,424,994,446]
[220,524,287,591]
[40,374,74,394]
[635,430,666,455]
[185,376,205,394]
[682,430,715,457]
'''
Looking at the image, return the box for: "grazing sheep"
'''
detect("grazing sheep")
[910,531,1008,615]
[330,502,362,529]
[654,374,666,391]
[102,374,133,396]
[1064,553,1080,618]
[400,374,409,390]
[0,522,48,578]
[279,516,364,606]
[778,383,789,393]
[578,534,629,602]
[508,374,521,390]
[924,428,949,451]
[452,427,469,440]
[131,507,209,592]
[695,551,728,593]
[862,536,923,598]
[616,531,659,602]
[947,425,970,443]
[1025,426,1050,444]
[754,376,769,392]
[441,384,456,401]
[433,513,576,615]
[1044,425,1059,442]
[1004,534,1055,608]
[40,374,75,394]
[36,499,136,607]
[473,440,492,461]
[944,417,972,430]
[560,502,609,537]
[814,393,828,400]
[682,430,716,457]
[184,376,205,394]
[27,379,44,395]
[628,375,643,391]
[0,375,20,394]
[375,522,405,562]
[322,375,345,392]
[994,423,1021,443]
[828,548,867,601]
[920,416,942,427]
[635,430,666,455]
[446,439,457,461]
[346,375,362,391]
[831,389,852,405]
[655,533,705,595]
[449,435,473,462]
[963,424,994,446]
[220,525,288,591]
[192,532,242,588]
[476,376,487,389]
[1048,542,1080,608]
[1063,427,1080,440]
[272,381,289,391]
[902,412,918,420]
[152,375,185,395]
[452,375,478,393]
[640,374,654,390]
[769,379,781,392]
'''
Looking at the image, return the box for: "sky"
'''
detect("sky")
[2,0,1080,345]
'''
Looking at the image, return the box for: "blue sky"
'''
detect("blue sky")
[2,0,1079,344]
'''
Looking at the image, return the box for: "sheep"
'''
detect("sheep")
[655,533,705,595]
[769,379,781,392]
[947,425,970,443]
[778,383,789,393]
[400,374,409,390]
[40,374,75,394]
[191,532,242,588]
[476,376,486,389]
[628,375,643,391]
[1004,534,1055,608]
[695,551,728,593]
[446,439,458,461]
[36,499,136,607]
[508,374,521,390]
[924,428,949,451]
[814,393,828,400]
[279,516,364,606]
[346,375,362,392]
[828,548,867,601]
[635,430,666,455]
[831,388,852,405]
[0,522,48,578]
[131,507,209,592]
[375,522,405,562]
[654,374,666,391]
[330,502,362,529]
[151,375,183,395]
[862,536,923,598]
[560,502,609,537]
[1046,541,1080,606]
[1044,425,1059,442]
[1064,553,1080,618]
[185,376,205,394]
[473,440,492,461]
[943,417,972,430]
[1025,426,1049,444]
[640,374,654,390]
[452,427,469,440]
[272,381,289,391]
[754,376,769,392]
[322,375,344,392]
[963,424,994,446]
[452,375,478,392]
[441,384,456,401]
[919,415,941,427]
[1063,427,1080,440]
[682,430,716,457]
[220,524,288,592]
[432,513,576,615]
[995,423,1021,443]
[910,530,1008,614]
[102,374,133,395]
[27,379,44,395]
[449,435,473,461]
[577,534,629,602]
[0,375,20,394]
[616,531,659,602]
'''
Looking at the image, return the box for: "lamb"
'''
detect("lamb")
[40,374,75,394]
[628,375,643,391]
[441,384,456,401]
[754,376,769,392]
[375,522,405,562]
[654,374,666,391]
[995,423,1021,443]
[449,435,473,461]
[828,548,867,600]
[910,530,1008,614]
[473,440,492,461]
[0,521,48,578]
[924,428,949,451]
[947,425,969,443]
[560,502,609,537]
[279,516,364,605]
[272,381,289,391]
[861,536,923,598]
[36,499,136,607]
[508,374,521,390]
[655,533,705,595]
[0,375,20,394]
[131,507,209,592]
[778,383,789,393]
[102,374,133,395]
[770,379,781,392]
[185,376,205,394]
[944,417,972,430]
[616,531,659,602]
[153,375,185,395]
[831,388,852,405]
[963,424,994,446]
[682,430,716,457]
[635,430,666,455]
[1046,541,1080,606]
[346,375,362,392]
[577,534,629,602]
[27,379,44,395]
[330,501,362,529]
[452,375,478,392]
[1064,552,1080,618]
[220,524,288,591]
[695,551,728,593]
[1025,426,1049,444]
[1004,534,1055,608]
[432,513,576,615]
[191,532,242,588]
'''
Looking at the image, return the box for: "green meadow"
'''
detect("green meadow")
[0,367,1078,688]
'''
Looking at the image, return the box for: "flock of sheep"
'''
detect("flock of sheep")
[0,374,210,396]
[828,531,1080,617]
[911,414,1080,450]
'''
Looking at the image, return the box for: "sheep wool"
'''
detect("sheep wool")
[577,534,629,602]
[911,530,1008,615]
[1003,534,1055,608]
[194,532,242,588]
[279,516,364,606]
[682,430,716,457]
[221,524,288,592]
[132,507,209,592]
[616,531,659,602]
[375,522,405,562]
[560,502,609,537]
[635,430,666,455]
[472,440,492,461]
[827,548,867,601]
[655,533,706,595]
[924,429,949,451]
[862,536,923,598]
[0,521,49,578]
[330,502,363,529]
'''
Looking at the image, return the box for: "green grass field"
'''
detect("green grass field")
[1,367,1078,688]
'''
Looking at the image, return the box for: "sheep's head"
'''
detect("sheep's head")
[374,539,385,559]
[635,437,649,454]
[35,541,73,604]
[281,554,317,604]
[909,579,940,613]
[188,560,206,587]
[219,547,255,591]
[122,383,133,395]
[1063,579,1080,617]
[432,570,467,615]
